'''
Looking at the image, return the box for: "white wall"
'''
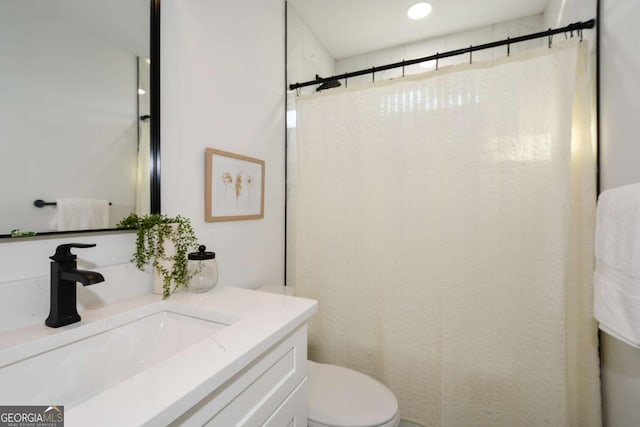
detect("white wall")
[0,2,138,232]
[0,0,285,331]
[598,1,640,190]
[598,1,640,425]
[162,0,285,290]
[545,1,640,426]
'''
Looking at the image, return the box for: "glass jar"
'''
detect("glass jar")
[187,245,218,293]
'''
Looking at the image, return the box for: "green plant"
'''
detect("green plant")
[117,213,199,298]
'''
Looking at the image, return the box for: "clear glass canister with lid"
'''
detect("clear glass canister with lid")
[187,245,218,293]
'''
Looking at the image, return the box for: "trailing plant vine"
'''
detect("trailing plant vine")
[117,214,199,298]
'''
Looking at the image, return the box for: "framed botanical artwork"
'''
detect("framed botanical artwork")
[205,148,265,222]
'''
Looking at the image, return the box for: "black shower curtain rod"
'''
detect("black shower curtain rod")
[289,19,596,90]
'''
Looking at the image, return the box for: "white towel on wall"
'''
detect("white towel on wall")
[56,198,109,231]
[593,182,640,348]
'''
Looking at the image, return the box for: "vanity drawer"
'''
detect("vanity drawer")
[172,324,308,426]
[262,378,307,427]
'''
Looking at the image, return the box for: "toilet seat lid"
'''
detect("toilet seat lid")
[307,360,399,427]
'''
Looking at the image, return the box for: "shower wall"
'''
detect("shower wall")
[334,14,544,84]
[286,2,335,93]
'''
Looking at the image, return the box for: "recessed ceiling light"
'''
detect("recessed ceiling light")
[407,2,432,20]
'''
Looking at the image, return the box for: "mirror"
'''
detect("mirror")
[0,0,160,238]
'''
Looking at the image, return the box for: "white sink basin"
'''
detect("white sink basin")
[0,305,231,406]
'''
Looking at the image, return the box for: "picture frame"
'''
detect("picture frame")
[205,148,265,222]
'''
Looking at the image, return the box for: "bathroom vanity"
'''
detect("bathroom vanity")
[0,287,317,426]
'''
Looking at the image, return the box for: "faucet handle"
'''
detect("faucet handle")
[50,243,97,262]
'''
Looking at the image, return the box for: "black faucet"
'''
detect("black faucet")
[45,243,105,328]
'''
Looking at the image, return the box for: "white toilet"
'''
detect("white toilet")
[257,285,400,427]
[307,360,400,427]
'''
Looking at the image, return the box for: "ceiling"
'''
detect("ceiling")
[287,0,549,59]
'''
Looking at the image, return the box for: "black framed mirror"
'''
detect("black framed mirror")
[150,0,161,216]
[0,0,160,238]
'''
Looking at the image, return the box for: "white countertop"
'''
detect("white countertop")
[0,287,317,426]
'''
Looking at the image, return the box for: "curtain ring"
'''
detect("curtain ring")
[548,29,553,48]
[469,45,473,64]
[507,37,510,57]
[344,73,348,88]
[436,53,439,71]
[372,67,375,83]
[564,31,568,40]
[580,29,584,42]
[402,60,405,77]
[295,87,301,96]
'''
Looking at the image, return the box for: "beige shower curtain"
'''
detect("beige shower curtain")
[292,42,600,426]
